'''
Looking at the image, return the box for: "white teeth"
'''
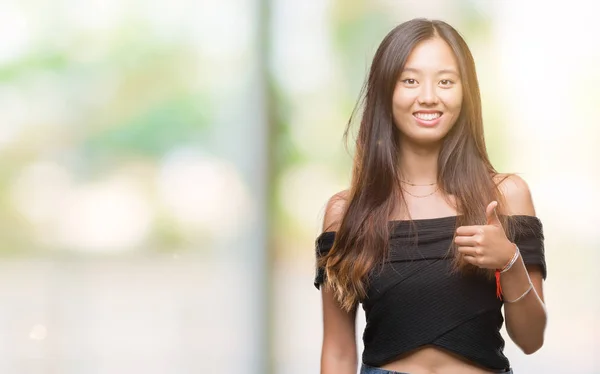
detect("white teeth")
[414,112,441,121]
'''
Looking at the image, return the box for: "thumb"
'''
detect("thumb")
[486,201,501,226]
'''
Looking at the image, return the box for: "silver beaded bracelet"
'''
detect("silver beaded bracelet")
[504,282,533,304]
[500,245,520,274]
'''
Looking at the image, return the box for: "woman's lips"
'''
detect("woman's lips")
[413,111,443,127]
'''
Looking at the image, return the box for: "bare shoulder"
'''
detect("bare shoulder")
[323,190,350,232]
[493,173,536,216]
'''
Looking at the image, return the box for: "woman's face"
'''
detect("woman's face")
[392,37,463,147]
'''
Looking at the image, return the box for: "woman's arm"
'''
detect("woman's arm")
[319,192,358,374]
[498,175,547,354]
[321,287,358,373]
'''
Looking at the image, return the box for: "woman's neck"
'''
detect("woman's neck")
[398,144,440,184]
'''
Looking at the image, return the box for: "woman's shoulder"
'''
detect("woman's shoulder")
[493,173,536,216]
[322,190,350,232]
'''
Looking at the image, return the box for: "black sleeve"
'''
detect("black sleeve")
[509,216,547,279]
[314,231,336,289]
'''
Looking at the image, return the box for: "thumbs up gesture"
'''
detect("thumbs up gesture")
[454,201,515,269]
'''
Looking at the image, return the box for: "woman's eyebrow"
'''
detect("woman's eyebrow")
[402,67,459,76]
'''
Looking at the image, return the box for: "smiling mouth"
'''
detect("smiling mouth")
[413,111,442,121]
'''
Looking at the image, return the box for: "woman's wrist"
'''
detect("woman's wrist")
[495,244,529,300]
[499,244,520,273]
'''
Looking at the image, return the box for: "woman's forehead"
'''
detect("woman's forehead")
[403,38,459,73]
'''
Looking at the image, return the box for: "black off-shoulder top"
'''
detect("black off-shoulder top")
[314,215,546,372]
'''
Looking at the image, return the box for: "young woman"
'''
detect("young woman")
[314,18,547,374]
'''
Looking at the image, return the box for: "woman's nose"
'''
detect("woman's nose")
[417,84,439,105]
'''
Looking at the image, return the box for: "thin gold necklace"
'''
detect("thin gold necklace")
[400,179,437,187]
[401,185,439,198]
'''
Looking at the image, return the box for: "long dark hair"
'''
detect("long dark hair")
[319,18,512,311]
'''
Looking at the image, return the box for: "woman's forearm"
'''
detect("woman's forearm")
[321,346,357,374]
[501,255,547,354]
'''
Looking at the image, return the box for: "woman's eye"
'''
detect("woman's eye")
[402,79,417,85]
[440,79,453,86]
